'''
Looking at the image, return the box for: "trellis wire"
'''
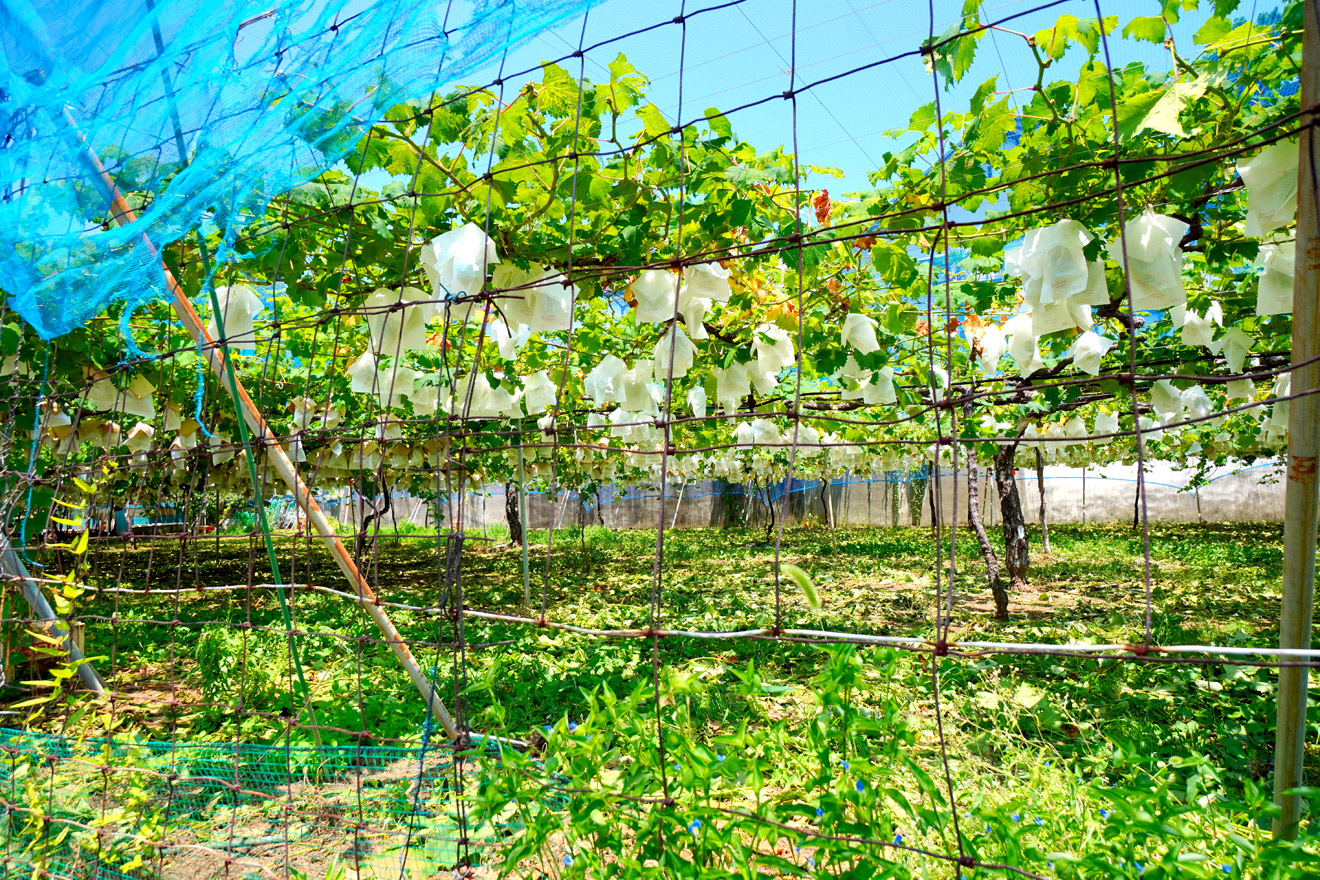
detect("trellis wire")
[0,1,1312,878]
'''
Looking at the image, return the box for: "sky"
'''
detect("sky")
[440,0,1277,197]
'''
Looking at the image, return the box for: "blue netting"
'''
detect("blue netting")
[0,0,595,345]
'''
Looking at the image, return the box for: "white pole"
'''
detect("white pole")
[670,479,687,530]
[0,533,105,693]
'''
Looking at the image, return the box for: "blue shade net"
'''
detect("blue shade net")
[0,0,594,347]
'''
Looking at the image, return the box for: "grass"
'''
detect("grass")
[41,522,1308,772]
[3,522,1316,878]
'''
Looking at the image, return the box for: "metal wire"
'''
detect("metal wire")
[0,2,1311,878]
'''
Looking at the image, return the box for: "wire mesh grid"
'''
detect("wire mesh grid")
[0,0,1315,877]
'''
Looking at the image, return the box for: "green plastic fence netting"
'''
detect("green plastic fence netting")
[0,727,562,878]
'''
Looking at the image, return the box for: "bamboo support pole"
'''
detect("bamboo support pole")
[68,122,460,741]
[1274,0,1320,839]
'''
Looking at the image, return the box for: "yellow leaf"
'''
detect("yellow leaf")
[1143,76,1209,139]
[72,476,99,494]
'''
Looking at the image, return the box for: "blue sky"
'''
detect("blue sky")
[444,0,1272,196]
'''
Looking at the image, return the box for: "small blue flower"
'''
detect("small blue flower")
[1135,863,1144,874]
[893,833,903,844]
[1044,761,1051,767]
[855,780,865,793]
[1011,813,1020,823]
[839,760,850,770]
[985,824,992,834]
[568,722,578,732]
[717,754,726,762]
[815,807,823,818]
[543,725,552,733]
[1048,862,1054,869]
[673,763,681,771]
[806,857,815,868]
[1222,866,1232,874]
[689,819,702,835]
[1100,809,1109,819]
[1035,817,1044,826]
[563,854,573,866]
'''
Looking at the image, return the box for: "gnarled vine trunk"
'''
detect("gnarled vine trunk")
[819,478,834,529]
[967,456,1009,620]
[927,471,938,536]
[441,532,463,611]
[1133,479,1141,530]
[354,478,390,561]
[993,443,1029,595]
[1034,447,1050,555]
[504,480,523,547]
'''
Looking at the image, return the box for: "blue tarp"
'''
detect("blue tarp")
[0,0,594,345]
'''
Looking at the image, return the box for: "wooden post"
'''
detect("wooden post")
[1275,0,1320,839]
[66,117,460,741]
